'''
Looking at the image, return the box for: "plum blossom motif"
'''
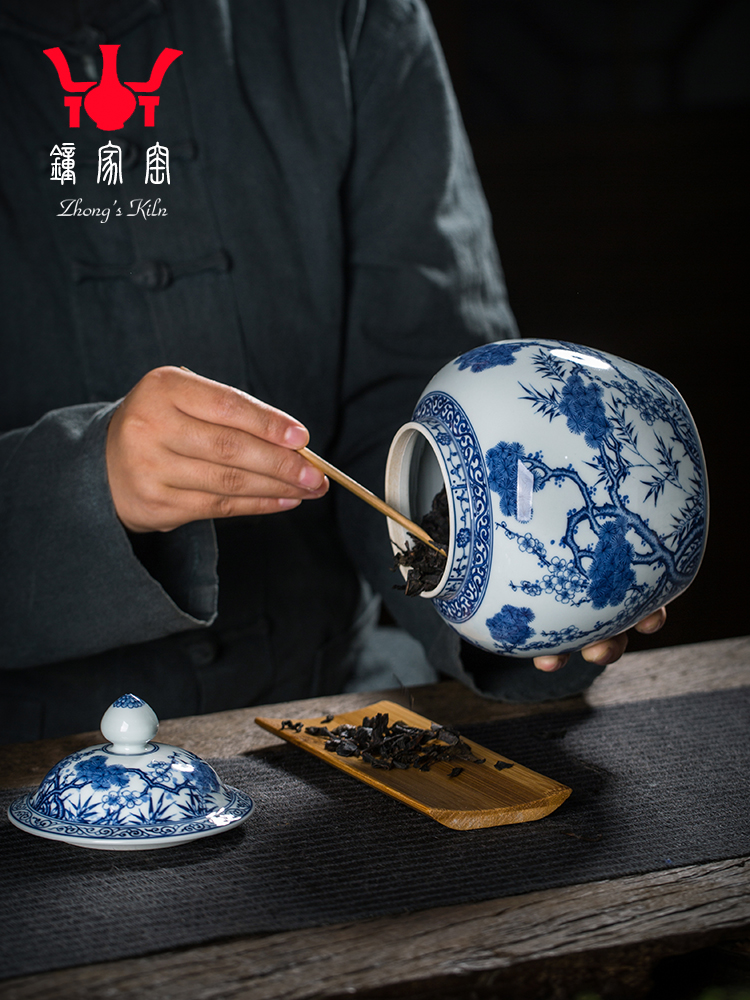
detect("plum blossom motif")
[517,532,547,560]
[455,342,522,372]
[612,379,665,426]
[542,557,588,603]
[148,757,175,779]
[510,580,543,597]
[486,605,536,648]
[456,528,471,547]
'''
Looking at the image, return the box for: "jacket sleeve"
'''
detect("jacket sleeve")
[331,0,606,700]
[0,401,218,670]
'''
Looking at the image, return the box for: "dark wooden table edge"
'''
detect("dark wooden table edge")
[2,856,748,1000]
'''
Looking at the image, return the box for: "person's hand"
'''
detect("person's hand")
[533,607,667,673]
[106,366,328,533]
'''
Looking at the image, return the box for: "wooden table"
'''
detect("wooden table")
[2,635,749,1000]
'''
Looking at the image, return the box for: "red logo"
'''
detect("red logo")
[44,44,183,130]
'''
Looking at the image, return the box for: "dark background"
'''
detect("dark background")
[426,0,749,653]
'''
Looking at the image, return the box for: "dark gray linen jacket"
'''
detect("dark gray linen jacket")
[0,0,603,739]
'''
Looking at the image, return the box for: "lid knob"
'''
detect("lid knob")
[100,694,159,754]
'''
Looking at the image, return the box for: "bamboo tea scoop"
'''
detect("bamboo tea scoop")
[299,447,447,557]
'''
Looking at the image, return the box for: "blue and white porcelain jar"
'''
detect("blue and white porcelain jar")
[385,340,708,657]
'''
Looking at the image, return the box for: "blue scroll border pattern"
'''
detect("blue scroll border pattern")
[9,787,253,841]
[412,391,492,623]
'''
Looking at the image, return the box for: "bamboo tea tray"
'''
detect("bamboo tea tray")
[255,700,570,830]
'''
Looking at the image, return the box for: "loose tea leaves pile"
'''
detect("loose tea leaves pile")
[299,712,487,772]
[394,487,449,596]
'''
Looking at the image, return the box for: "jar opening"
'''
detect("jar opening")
[385,423,454,599]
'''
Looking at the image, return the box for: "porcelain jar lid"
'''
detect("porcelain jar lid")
[7,694,254,851]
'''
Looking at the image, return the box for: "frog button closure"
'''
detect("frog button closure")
[129,259,172,290]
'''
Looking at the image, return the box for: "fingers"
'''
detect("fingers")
[534,634,629,672]
[534,635,628,673]
[163,366,310,450]
[634,607,667,634]
[580,609,666,667]
[581,632,629,666]
[580,608,666,667]
[159,453,329,502]
[128,487,306,533]
[106,366,328,534]
[533,607,668,673]
[159,412,326,492]
[534,653,570,673]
